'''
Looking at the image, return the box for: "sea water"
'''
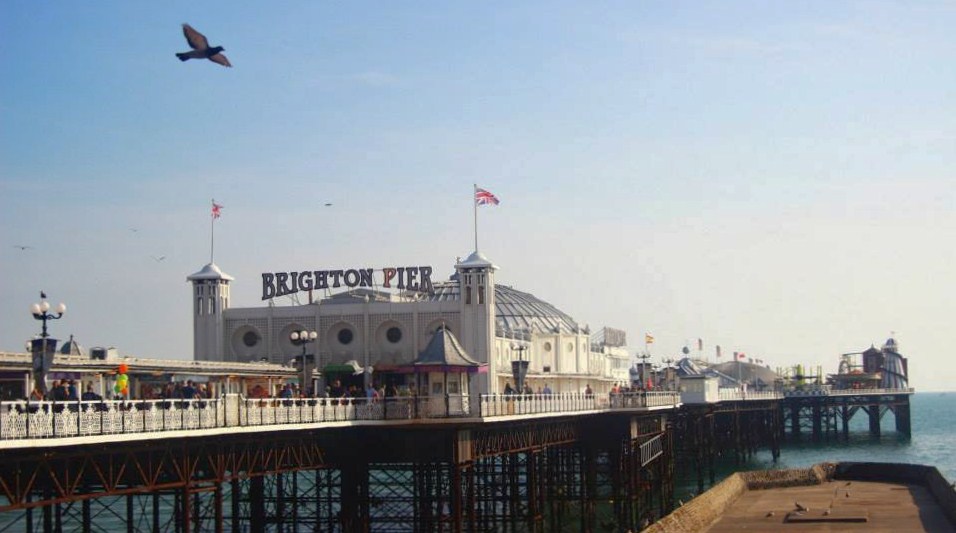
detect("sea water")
[677,391,956,499]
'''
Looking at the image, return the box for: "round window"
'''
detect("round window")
[543,342,552,352]
[337,328,354,345]
[386,327,402,343]
[242,331,260,347]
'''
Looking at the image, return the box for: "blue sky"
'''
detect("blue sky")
[2,2,954,390]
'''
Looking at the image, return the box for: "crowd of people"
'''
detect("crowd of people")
[25,379,214,403]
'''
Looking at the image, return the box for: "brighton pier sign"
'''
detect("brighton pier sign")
[262,266,434,300]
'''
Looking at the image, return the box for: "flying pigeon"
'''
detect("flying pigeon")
[151,255,166,262]
[176,24,231,67]
[13,244,33,250]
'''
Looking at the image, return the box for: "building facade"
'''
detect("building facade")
[188,251,631,395]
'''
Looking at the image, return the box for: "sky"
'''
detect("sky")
[2,1,954,391]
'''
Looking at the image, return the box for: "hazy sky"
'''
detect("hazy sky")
[2,2,954,390]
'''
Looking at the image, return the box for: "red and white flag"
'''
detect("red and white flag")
[475,187,500,206]
[211,201,223,219]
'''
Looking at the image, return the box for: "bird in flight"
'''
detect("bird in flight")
[151,255,166,262]
[12,245,33,250]
[324,203,333,207]
[176,24,231,67]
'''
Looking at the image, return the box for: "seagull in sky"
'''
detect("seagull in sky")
[324,203,333,207]
[176,24,231,67]
[12,244,33,250]
[151,255,166,262]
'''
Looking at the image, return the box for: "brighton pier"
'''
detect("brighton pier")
[0,250,915,531]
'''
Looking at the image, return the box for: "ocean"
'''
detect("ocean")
[680,391,956,497]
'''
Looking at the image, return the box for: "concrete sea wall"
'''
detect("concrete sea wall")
[641,462,955,533]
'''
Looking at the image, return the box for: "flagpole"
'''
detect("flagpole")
[473,183,478,251]
[210,198,215,263]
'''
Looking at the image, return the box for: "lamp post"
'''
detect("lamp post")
[511,343,529,394]
[29,293,66,396]
[290,330,317,396]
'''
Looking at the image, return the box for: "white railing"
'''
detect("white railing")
[478,393,597,417]
[0,398,225,440]
[640,434,663,466]
[784,387,914,398]
[0,390,684,442]
[609,391,682,409]
[717,389,783,401]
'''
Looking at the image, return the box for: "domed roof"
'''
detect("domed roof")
[59,335,84,356]
[427,281,581,334]
[187,263,234,282]
[457,250,498,269]
[883,337,899,353]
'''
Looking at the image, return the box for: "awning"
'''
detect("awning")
[322,360,367,376]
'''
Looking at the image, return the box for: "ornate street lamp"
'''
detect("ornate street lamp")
[511,343,529,394]
[29,293,66,396]
[290,330,317,396]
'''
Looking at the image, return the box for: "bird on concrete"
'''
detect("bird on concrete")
[794,502,808,512]
[176,24,231,67]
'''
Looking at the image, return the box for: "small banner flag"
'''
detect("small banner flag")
[738,352,746,360]
[212,200,223,219]
[475,187,500,206]
[645,333,654,344]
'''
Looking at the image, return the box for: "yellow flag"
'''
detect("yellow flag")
[645,333,654,344]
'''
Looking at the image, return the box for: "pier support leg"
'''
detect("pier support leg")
[841,404,850,441]
[894,399,911,437]
[790,404,800,437]
[82,497,91,533]
[868,404,881,437]
[812,404,822,441]
[249,476,265,533]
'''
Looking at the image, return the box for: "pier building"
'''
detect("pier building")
[188,251,631,397]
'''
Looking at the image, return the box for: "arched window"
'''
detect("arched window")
[478,286,485,304]
[465,286,472,305]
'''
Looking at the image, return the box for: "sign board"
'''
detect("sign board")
[262,266,434,300]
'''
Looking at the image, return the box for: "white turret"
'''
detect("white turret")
[455,251,498,394]
[187,263,233,361]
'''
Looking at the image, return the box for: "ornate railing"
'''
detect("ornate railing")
[477,393,598,417]
[609,391,682,409]
[0,391,679,442]
[783,387,914,398]
[717,389,784,401]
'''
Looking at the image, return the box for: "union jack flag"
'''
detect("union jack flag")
[211,201,223,219]
[475,187,500,206]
